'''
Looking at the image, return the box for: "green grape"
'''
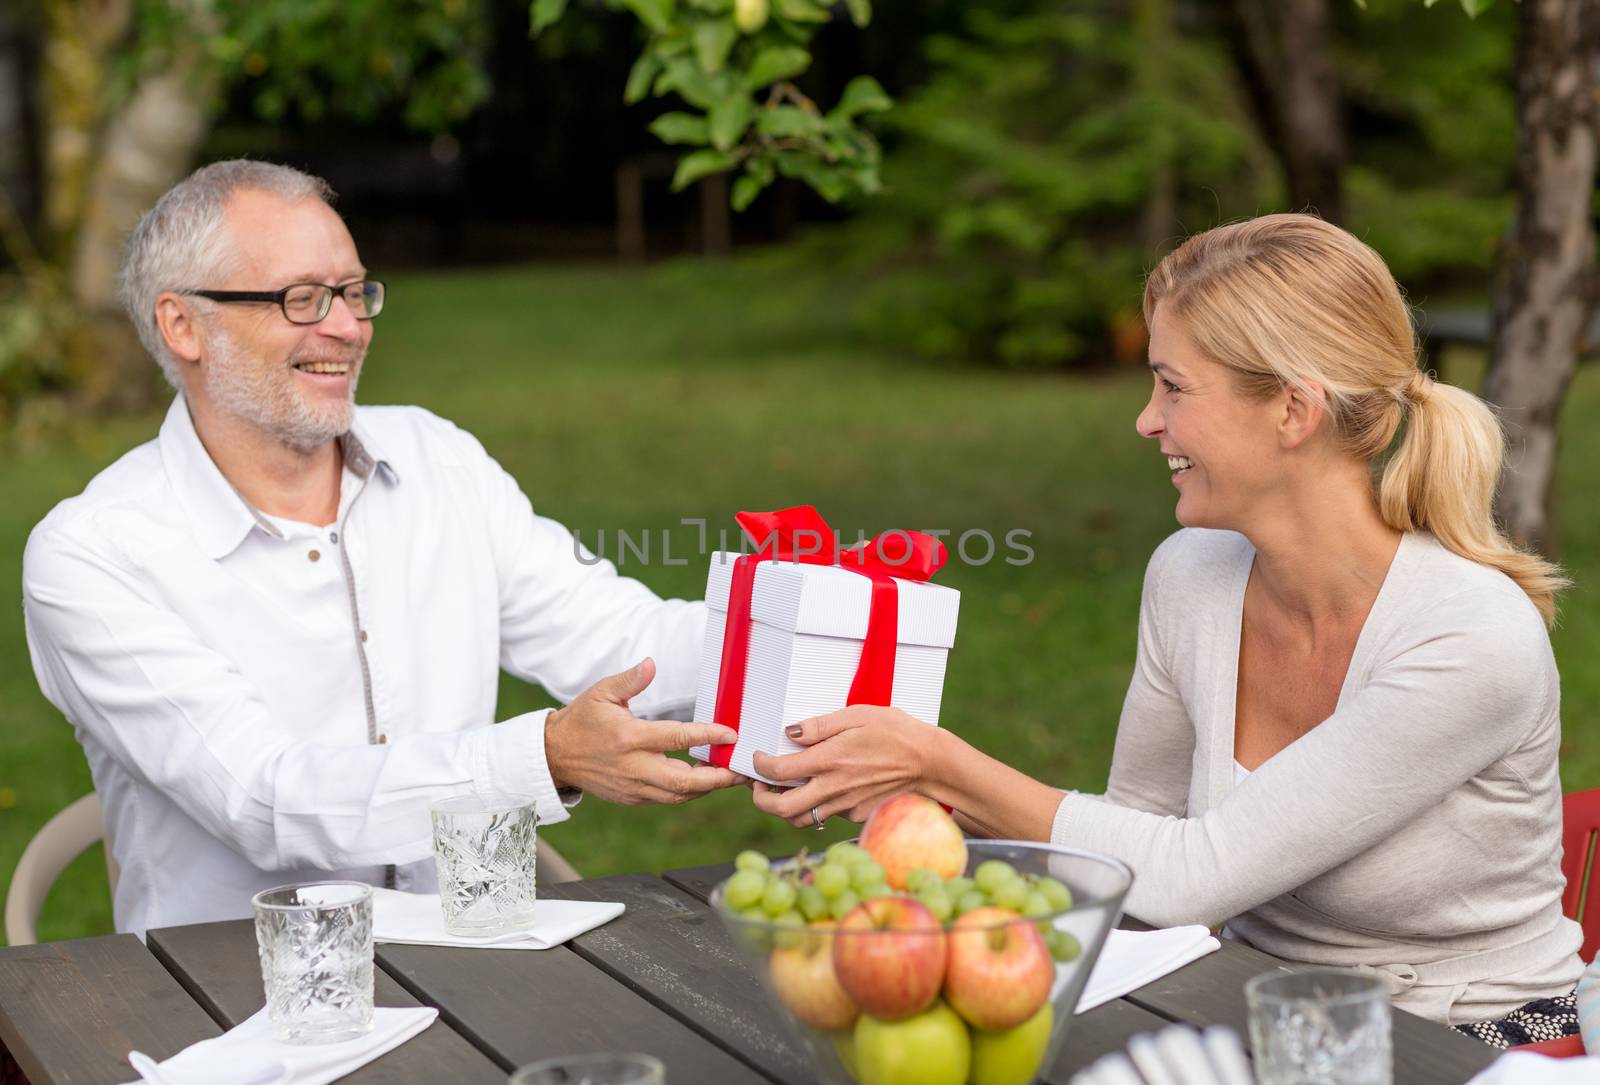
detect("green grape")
[850,861,887,891]
[724,870,768,911]
[944,876,976,899]
[916,889,954,924]
[905,868,940,895]
[797,885,830,922]
[974,860,1019,894]
[956,889,989,916]
[762,878,798,917]
[829,889,862,920]
[813,862,850,899]
[826,842,869,866]
[991,879,1029,913]
[772,910,807,949]
[1048,929,1083,963]
[734,850,771,875]
[1038,877,1073,912]
[1021,891,1053,918]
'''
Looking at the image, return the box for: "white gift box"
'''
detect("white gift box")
[688,552,961,784]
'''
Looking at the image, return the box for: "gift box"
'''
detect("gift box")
[689,508,961,784]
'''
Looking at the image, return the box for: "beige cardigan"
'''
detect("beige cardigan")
[1052,529,1584,1024]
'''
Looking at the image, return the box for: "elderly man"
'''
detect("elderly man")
[22,160,740,937]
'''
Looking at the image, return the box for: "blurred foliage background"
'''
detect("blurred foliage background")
[3,0,1596,943]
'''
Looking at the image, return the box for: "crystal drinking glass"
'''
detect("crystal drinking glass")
[430,794,539,936]
[252,881,375,1043]
[1246,969,1392,1085]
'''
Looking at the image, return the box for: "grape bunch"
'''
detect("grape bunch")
[724,844,1082,963]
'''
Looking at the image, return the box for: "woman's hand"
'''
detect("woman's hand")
[749,705,941,827]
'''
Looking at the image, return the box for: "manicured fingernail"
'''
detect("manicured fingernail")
[785,725,803,739]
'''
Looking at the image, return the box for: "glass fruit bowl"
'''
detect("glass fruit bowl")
[711,838,1134,1085]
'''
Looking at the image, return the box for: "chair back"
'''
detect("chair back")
[1563,788,1600,963]
[4,793,117,946]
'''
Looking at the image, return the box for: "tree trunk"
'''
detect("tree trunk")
[70,66,214,410]
[1482,0,1600,558]
[0,6,39,231]
[1226,0,1346,223]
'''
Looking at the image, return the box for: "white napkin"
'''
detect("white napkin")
[124,1005,436,1085]
[371,887,623,949]
[1077,926,1222,1014]
[1465,1051,1600,1083]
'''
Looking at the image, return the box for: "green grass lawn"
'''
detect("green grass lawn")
[4,253,1597,944]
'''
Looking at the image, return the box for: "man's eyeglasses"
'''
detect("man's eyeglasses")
[183,280,386,325]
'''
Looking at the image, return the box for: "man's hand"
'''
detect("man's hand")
[543,657,743,805]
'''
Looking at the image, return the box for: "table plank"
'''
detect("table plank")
[661,864,1183,1082]
[0,935,221,1085]
[146,919,505,1084]
[1116,928,1498,1082]
[542,873,813,1084]
[374,914,765,1082]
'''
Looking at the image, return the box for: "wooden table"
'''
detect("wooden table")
[0,864,1499,1084]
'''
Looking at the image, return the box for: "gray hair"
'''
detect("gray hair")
[118,160,336,388]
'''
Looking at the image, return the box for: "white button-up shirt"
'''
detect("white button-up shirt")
[23,396,705,937]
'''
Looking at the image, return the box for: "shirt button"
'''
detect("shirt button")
[360,630,369,642]
[377,734,387,744]
[308,549,321,562]
[330,531,339,544]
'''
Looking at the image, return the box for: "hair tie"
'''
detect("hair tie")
[1403,368,1433,406]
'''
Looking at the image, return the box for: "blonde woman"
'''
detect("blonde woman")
[751,214,1586,1043]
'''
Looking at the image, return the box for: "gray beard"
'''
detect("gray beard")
[203,325,362,454]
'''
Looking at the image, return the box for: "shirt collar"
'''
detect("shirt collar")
[158,395,398,561]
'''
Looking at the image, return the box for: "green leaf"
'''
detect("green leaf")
[688,0,733,10]
[693,18,738,74]
[755,104,824,138]
[648,111,711,144]
[746,46,810,88]
[623,0,676,33]
[1458,0,1493,15]
[830,75,891,119]
[844,0,871,27]
[624,53,664,104]
[709,94,753,150]
[657,57,722,109]
[530,0,569,33]
[774,0,829,22]
[731,173,768,211]
[671,148,738,190]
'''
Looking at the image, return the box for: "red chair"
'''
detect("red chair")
[1511,787,1599,1058]
[1560,787,1600,963]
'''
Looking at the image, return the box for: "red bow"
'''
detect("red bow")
[708,506,948,769]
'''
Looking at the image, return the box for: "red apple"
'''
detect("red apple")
[943,907,1054,1031]
[832,897,947,1020]
[859,794,968,890]
[769,922,859,1032]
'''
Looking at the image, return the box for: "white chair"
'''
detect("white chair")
[4,792,118,946]
[5,792,582,946]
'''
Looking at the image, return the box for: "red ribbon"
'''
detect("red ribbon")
[707,506,947,769]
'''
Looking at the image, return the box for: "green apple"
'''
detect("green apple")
[854,1001,971,1085]
[969,1004,1052,1085]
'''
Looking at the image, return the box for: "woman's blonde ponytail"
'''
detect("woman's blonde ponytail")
[1378,375,1568,624]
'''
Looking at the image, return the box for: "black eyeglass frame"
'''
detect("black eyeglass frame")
[182,279,385,325]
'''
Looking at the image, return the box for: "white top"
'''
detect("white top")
[23,396,705,937]
[1233,760,1251,785]
[1052,528,1584,1023]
